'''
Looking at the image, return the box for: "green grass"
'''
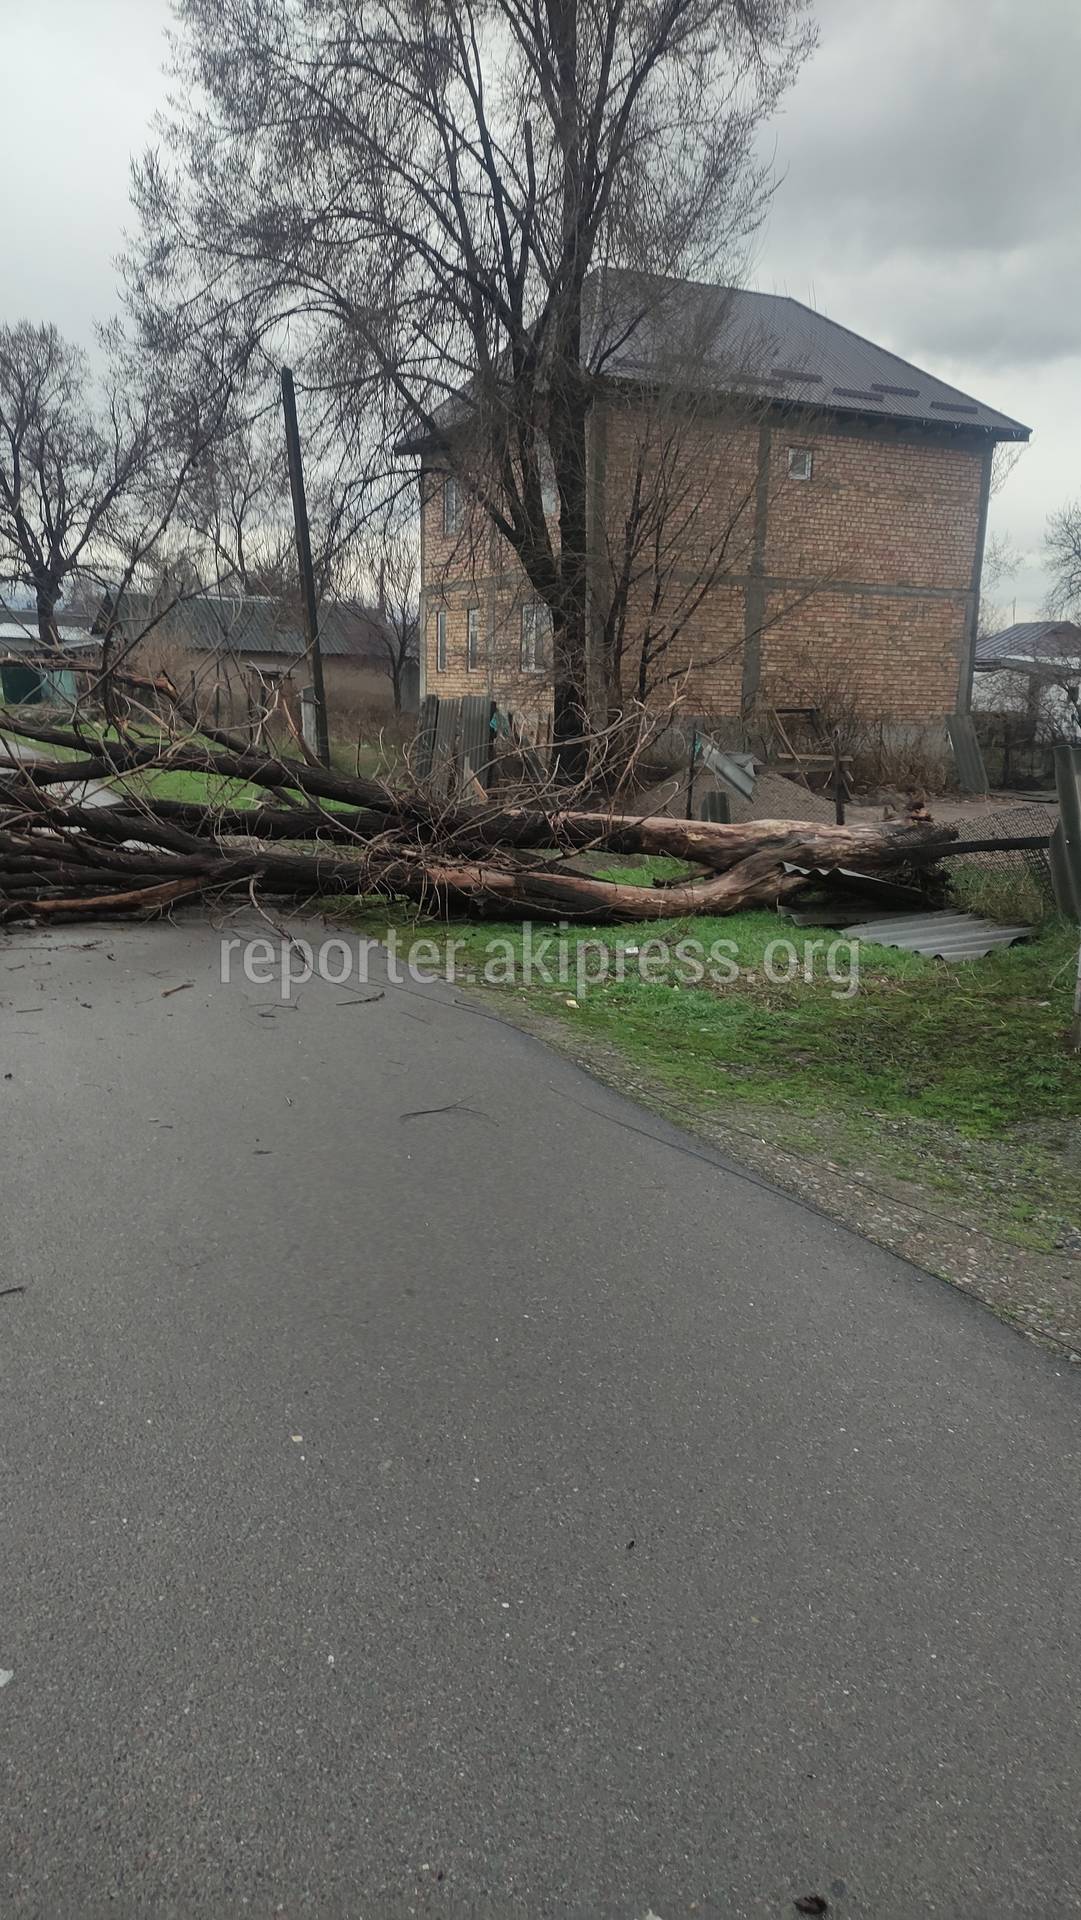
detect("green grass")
[1,719,335,810]
[949,858,1054,928]
[341,897,1080,1138]
[333,837,1080,1153]
[115,766,273,807]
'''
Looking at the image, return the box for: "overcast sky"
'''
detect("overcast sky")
[2,0,1077,616]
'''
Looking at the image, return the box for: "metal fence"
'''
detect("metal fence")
[946,803,1059,903]
[1051,744,1081,922]
[946,752,1081,923]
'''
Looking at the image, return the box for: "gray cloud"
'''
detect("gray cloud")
[0,0,171,341]
[752,0,1081,608]
[756,0,1081,364]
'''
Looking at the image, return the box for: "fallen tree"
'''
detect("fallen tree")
[0,707,954,925]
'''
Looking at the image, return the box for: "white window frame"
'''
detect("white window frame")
[520,602,552,674]
[435,608,447,672]
[467,605,481,671]
[787,446,813,481]
[443,474,462,535]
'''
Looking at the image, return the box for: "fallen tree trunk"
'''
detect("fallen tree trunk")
[0,712,954,864]
[0,707,955,925]
[0,764,953,875]
[0,821,949,925]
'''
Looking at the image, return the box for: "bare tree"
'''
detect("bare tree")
[182,407,292,594]
[0,323,156,648]
[128,0,815,769]
[979,528,1021,640]
[369,536,418,715]
[1047,499,1081,619]
[0,318,236,667]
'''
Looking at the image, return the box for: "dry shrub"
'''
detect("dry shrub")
[851,721,952,796]
[326,685,401,738]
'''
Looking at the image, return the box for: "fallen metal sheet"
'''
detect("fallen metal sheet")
[782,863,929,909]
[780,902,882,928]
[697,737,757,800]
[945,713,989,797]
[842,910,1033,960]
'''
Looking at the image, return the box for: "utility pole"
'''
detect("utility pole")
[281,366,330,765]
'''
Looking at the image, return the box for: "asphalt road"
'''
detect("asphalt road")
[1,916,1079,1919]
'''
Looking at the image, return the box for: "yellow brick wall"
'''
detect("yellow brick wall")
[419,408,986,725]
[759,588,969,720]
[763,427,984,588]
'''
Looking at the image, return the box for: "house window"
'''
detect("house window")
[467,606,482,670]
[443,475,462,535]
[520,602,552,673]
[541,466,558,518]
[787,447,813,481]
[434,608,447,672]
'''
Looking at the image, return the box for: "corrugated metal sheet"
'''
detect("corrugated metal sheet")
[843,911,1032,960]
[945,715,989,796]
[696,736,757,800]
[657,718,758,801]
[414,695,438,781]
[431,697,461,793]
[0,621,92,650]
[106,591,394,662]
[782,863,928,909]
[976,621,1081,665]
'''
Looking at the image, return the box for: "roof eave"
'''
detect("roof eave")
[767,396,1031,440]
[394,428,450,459]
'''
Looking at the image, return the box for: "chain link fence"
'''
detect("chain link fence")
[944,803,1059,921]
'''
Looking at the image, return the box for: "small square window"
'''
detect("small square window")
[520,602,552,673]
[435,608,447,672]
[788,447,813,481]
[443,475,462,535]
[467,606,481,670]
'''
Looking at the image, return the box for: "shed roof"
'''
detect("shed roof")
[0,620,97,653]
[975,620,1081,665]
[107,592,395,663]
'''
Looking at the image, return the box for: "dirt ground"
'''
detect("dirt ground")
[641,759,1060,833]
[849,787,1059,829]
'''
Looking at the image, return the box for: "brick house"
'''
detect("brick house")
[413,274,1029,751]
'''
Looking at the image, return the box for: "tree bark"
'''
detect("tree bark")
[0,709,954,926]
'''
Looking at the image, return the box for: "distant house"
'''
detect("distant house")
[975,620,1081,670]
[99,588,418,722]
[972,621,1081,740]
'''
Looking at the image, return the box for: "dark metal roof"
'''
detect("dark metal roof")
[108,592,394,663]
[399,273,1030,455]
[586,272,1030,439]
[975,621,1081,665]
